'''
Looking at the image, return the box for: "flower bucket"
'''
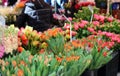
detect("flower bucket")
[118,51,120,72]
[98,51,119,76]
[81,70,98,76]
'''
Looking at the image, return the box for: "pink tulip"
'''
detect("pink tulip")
[53,13,65,20]
[94,14,99,20]
[107,17,113,22]
[87,27,95,33]
[74,22,79,30]
[79,23,85,28]
[117,39,120,43]
[99,15,105,22]
[117,20,120,23]
[111,36,118,41]
[64,23,70,29]
[18,31,23,37]
[105,32,113,37]
[92,21,100,26]
[81,20,88,25]
[68,17,73,21]
[109,42,115,47]
[72,31,77,36]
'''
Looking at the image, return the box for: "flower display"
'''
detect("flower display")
[75,2,95,10]
[0,49,92,76]
[2,25,18,54]
[1,3,120,76]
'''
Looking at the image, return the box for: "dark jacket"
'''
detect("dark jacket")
[15,0,52,32]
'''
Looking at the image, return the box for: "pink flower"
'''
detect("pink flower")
[81,20,88,25]
[99,15,105,22]
[111,36,118,41]
[72,31,77,36]
[117,20,120,23]
[53,13,65,20]
[109,42,115,48]
[74,22,79,30]
[92,21,100,26]
[64,23,70,29]
[101,31,107,35]
[79,23,85,28]
[107,17,113,22]
[94,14,99,20]
[87,27,95,32]
[0,44,5,58]
[117,39,120,43]
[68,17,72,21]
[105,32,113,37]
[18,30,23,37]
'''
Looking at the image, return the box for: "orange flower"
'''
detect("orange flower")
[73,56,80,61]
[39,49,45,54]
[12,60,17,67]
[21,34,27,41]
[40,33,48,41]
[103,51,107,57]
[17,69,24,76]
[66,57,72,62]
[22,40,28,45]
[20,60,26,66]
[64,43,72,51]
[56,56,62,62]
[5,61,9,66]
[72,40,82,48]
[16,1,27,8]
[17,46,24,53]
[47,28,60,37]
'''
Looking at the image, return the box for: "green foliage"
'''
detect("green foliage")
[74,7,99,21]
[76,27,92,39]
[47,34,65,56]
[88,43,113,70]
[99,20,120,34]
[60,49,92,76]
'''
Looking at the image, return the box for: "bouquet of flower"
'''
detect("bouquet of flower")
[2,25,18,54]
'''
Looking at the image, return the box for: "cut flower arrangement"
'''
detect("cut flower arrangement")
[0,4,120,76]
[0,25,18,58]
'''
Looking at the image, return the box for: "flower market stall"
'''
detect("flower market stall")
[0,0,120,76]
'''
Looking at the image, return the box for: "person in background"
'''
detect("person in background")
[44,0,67,13]
[15,0,52,32]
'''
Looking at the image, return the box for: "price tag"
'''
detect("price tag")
[0,16,5,26]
